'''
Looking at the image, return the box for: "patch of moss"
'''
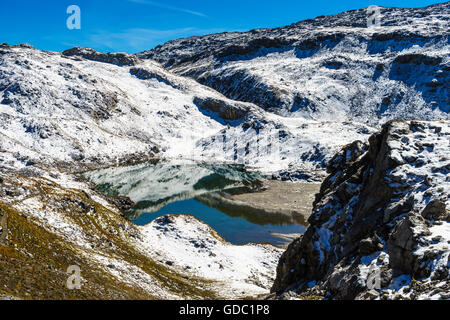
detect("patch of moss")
[0,202,157,300]
[299,293,325,300]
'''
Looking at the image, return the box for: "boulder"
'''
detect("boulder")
[421,199,448,221]
[387,214,430,276]
[355,289,380,300]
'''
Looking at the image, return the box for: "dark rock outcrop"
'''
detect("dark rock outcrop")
[421,198,449,221]
[130,67,181,89]
[106,195,136,214]
[62,47,140,66]
[272,120,450,300]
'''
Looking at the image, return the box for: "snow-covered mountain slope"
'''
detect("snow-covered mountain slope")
[142,3,449,124]
[0,44,374,173]
[271,120,450,300]
[0,45,288,299]
[0,44,247,166]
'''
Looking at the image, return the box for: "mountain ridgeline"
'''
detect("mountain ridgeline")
[142,2,449,123]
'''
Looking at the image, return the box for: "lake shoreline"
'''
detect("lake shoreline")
[83,160,321,247]
[196,180,321,227]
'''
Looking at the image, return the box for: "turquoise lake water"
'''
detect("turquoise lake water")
[132,198,306,247]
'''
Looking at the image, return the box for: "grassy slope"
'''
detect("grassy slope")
[0,170,219,300]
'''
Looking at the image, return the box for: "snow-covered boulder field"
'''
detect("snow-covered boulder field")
[271,120,449,300]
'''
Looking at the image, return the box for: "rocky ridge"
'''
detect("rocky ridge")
[271,120,449,300]
[143,3,449,123]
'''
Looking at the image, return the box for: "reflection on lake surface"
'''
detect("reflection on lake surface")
[84,160,307,247]
[134,199,306,247]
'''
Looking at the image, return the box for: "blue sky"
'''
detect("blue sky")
[0,0,445,53]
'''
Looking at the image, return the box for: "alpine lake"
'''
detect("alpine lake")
[83,159,319,248]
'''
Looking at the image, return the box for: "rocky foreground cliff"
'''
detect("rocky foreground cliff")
[0,43,373,175]
[271,120,449,300]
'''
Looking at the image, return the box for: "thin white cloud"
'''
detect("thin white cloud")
[86,27,226,52]
[129,0,207,17]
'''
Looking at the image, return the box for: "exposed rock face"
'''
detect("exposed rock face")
[143,3,449,123]
[129,67,182,89]
[105,195,136,214]
[0,42,376,174]
[193,96,250,121]
[62,47,140,66]
[272,120,450,300]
